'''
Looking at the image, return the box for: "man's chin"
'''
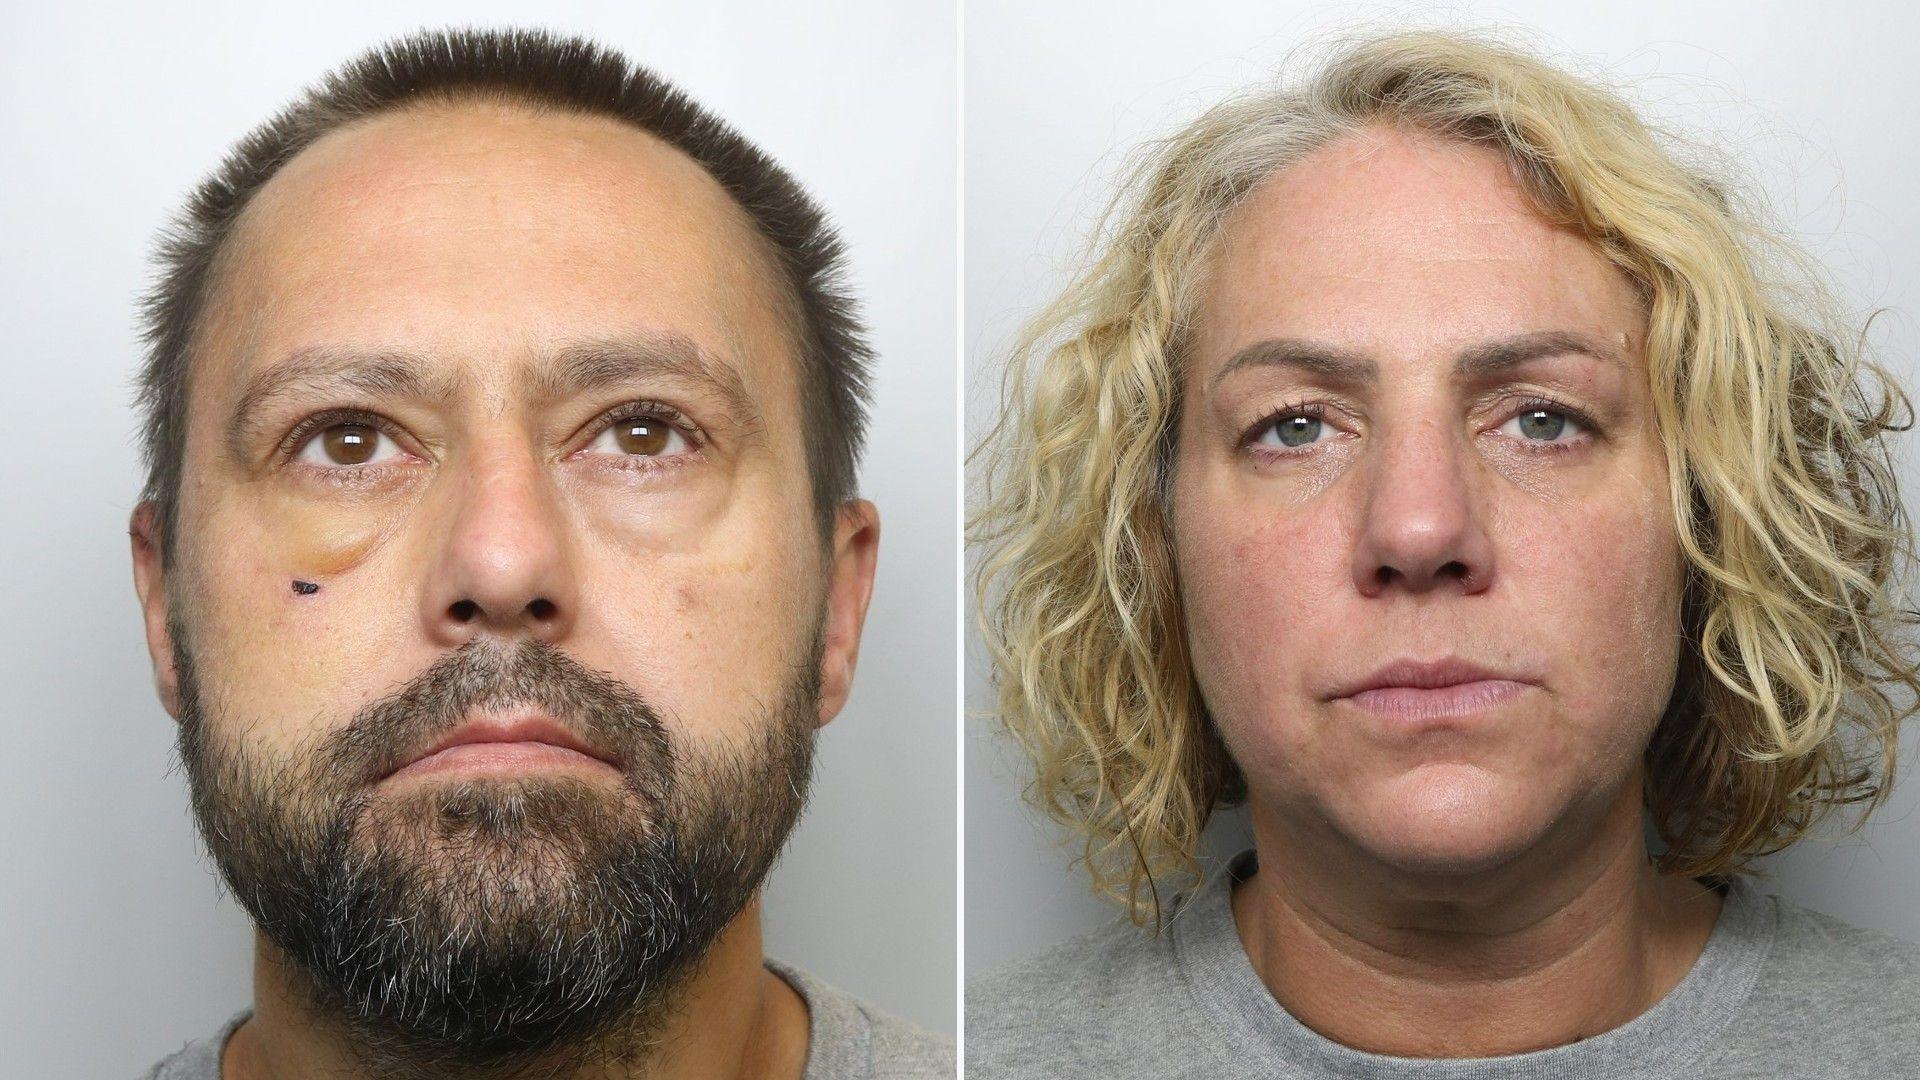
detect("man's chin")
[358,770,653,843]
[271,791,704,1070]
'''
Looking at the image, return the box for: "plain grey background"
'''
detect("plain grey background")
[967,0,1920,976]
[0,1,955,1076]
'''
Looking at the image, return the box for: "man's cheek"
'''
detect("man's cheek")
[568,468,744,557]
[595,559,809,724]
[262,491,410,579]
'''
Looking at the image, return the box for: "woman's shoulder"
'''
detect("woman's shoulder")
[1695,884,1920,1075]
[965,914,1194,1078]
[968,916,1175,1014]
[1756,887,1920,989]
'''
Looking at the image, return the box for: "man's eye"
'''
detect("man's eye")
[585,415,691,458]
[294,422,401,468]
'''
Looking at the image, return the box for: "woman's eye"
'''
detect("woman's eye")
[1248,403,1587,455]
[293,422,402,469]
[1254,412,1334,450]
[585,415,691,458]
[1497,406,1585,445]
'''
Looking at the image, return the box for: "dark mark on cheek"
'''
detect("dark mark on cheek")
[291,580,320,595]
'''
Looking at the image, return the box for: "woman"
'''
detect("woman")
[969,28,1920,1078]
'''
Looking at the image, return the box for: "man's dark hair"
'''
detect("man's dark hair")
[134,25,872,572]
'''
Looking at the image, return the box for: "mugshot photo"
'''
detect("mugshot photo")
[6,0,1920,1077]
[965,1,1920,1077]
[4,2,953,1078]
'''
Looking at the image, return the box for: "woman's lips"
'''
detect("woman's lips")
[385,740,620,781]
[1341,678,1531,723]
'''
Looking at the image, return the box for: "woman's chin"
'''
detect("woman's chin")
[1337,768,1559,877]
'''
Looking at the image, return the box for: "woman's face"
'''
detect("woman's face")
[1171,125,1685,877]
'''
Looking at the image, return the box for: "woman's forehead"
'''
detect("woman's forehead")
[1192,127,1645,377]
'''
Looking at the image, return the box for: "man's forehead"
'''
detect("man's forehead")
[196,97,801,420]
[245,98,753,237]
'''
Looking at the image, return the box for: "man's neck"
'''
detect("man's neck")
[220,899,810,1080]
[1231,788,1725,1059]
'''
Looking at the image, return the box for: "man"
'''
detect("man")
[968,29,1920,1078]
[131,26,951,1080]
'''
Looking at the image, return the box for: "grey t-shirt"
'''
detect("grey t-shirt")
[968,848,1920,1078]
[144,959,952,1079]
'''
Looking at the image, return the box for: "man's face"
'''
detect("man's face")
[132,100,870,1069]
[1171,126,1684,879]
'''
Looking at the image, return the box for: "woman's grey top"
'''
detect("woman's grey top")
[968,848,1920,1079]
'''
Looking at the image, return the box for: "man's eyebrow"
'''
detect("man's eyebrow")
[1208,329,1625,391]
[226,346,448,461]
[523,333,757,428]
[225,332,758,461]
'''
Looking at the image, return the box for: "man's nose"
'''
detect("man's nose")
[420,440,580,649]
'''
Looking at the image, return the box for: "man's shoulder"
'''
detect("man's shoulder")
[768,959,954,1079]
[860,1003,954,1078]
[139,1008,250,1080]
[966,914,1189,1079]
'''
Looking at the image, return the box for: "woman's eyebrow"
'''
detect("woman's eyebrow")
[1209,329,1626,391]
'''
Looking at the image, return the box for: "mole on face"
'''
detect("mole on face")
[292,580,320,595]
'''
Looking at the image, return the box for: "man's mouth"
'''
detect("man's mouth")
[384,712,620,782]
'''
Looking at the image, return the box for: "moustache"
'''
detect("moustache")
[314,636,674,793]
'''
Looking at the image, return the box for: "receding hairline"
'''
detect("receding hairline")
[187,89,806,411]
[247,91,763,220]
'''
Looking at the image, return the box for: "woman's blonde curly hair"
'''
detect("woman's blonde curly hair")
[969,28,1920,928]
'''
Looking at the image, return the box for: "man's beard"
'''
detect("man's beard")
[170,609,820,1080]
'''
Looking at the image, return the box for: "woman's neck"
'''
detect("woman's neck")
[1231,788,1725,1058]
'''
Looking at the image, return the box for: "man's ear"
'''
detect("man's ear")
[129,501,183,721]
[815,500,880,728]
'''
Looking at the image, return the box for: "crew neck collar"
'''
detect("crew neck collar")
[1169,848,1777,1079]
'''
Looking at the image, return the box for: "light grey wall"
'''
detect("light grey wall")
[966,0,1920,977]
[0,2,955,1076]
